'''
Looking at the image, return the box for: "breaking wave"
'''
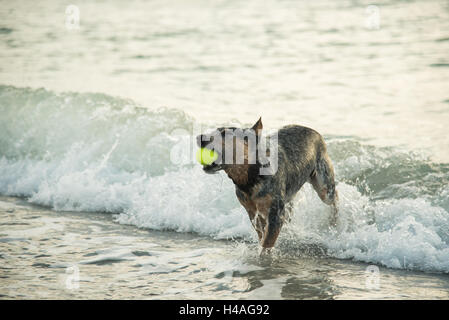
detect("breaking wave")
[1,85,448,273]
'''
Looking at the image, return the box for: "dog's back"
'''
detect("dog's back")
[268,125,328,201]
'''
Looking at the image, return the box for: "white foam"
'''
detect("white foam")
[285,183,449,272]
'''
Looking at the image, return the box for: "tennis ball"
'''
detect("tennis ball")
[196,148,218,166]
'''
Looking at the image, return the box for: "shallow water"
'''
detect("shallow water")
[1,0,449,299]
[1,196,448,300]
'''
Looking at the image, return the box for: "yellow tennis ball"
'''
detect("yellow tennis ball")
[196,148,218,166]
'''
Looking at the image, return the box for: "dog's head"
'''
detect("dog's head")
[196,118,263,181]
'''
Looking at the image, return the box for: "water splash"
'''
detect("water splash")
[1,85,448,273]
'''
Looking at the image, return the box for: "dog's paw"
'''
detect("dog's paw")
[258,247,273,257]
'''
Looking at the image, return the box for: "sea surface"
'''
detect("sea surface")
[1,0,449,299]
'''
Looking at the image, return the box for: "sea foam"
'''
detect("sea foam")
[1,85,448,273]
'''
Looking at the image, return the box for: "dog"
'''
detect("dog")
[196,118,338,252]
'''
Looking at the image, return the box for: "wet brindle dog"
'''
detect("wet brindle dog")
[196,118,338,252]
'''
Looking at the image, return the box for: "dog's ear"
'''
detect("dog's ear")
[252,117,263,136]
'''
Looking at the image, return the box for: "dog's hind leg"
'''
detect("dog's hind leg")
[310,154,338,226]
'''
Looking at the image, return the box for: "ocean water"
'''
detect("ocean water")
[1,0,449,299]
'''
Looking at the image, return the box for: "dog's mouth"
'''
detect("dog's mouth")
[196,134,224,174]
[202,162,223,174]
[201,148,223,174]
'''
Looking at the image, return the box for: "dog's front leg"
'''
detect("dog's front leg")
[259,198,285,250]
